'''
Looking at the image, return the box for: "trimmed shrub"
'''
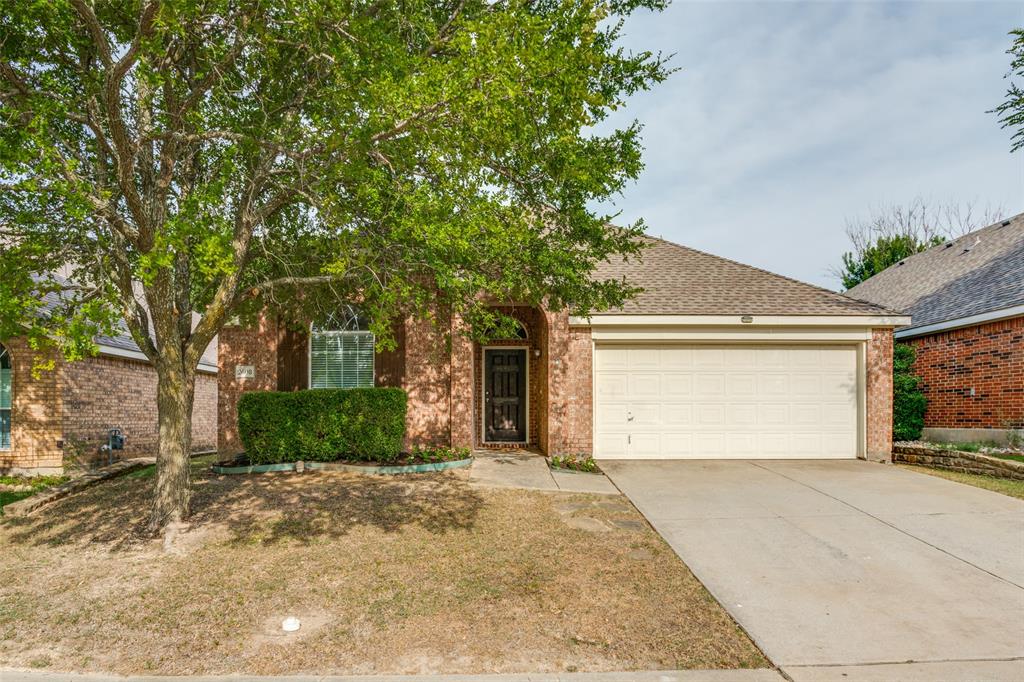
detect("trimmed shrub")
[893,343,927,441]
[238,388,407,464]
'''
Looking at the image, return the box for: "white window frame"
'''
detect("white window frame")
[307,324,376,389]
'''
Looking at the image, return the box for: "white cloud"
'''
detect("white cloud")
[597,1,1024,289]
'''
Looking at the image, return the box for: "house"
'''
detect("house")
[219,235,907,461]
[847,213,1024,445]
[0,328,218,475]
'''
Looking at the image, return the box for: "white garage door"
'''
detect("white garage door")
[594,345,859,459]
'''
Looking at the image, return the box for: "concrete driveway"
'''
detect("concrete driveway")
[602,460,1024,678]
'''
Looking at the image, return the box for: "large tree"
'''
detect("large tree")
[0,0,668,531]
[993,28,1024,153]
[833,199,1004,290]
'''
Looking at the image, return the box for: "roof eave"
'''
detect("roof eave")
[97,343,218,374]
[894,303,1024,340]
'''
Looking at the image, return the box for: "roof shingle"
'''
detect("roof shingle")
[846,213,1024,331]
[592,235,894,316]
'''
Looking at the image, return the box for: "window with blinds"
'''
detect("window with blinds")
[309,307,375,389]
[1,344,11,450]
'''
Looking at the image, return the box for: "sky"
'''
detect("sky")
[597,0,1024,290]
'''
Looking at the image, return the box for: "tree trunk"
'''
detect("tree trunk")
[149,363,196,533]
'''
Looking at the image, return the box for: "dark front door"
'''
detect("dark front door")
[485,348,527,442]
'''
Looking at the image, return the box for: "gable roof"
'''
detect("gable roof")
[592,235,894,317]
[846,212,1024,333]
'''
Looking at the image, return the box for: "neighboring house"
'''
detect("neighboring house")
[847,213,1024,445]
[0,330,218,475]
[220,235,906,462]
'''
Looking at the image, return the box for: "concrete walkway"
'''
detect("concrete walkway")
[0,670,785,682]
[468,450,618,494]
[602,459,1024,680]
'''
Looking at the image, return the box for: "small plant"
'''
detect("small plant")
[411,446,471,463]
[549,453,599,473]
[893,343,927,441]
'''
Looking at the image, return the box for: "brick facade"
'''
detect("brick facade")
[217,311,897,460]
[906,315,1024,430]
[865,328,894,462]
[1,336,218,475]
[1,338,63,474]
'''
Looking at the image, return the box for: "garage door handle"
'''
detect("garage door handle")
[627,412,634,421]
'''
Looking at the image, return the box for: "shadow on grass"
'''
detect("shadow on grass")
[0,461,485,550]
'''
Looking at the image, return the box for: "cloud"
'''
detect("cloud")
[597,1,1024,288]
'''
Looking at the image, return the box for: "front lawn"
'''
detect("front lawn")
[0,463,766,676]
[899,465,1024,500]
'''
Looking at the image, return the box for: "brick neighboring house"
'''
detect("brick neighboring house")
[0,331,218,476]
[221,235,906,462]
[848,213,1024,445]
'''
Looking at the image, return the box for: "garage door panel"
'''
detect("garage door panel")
[695,373,726,395]
[663,375,694,397]
[662,404,693,426]
[596,373,628,399]
[596,347,629,370]
[594,344,859,460]
[629,373,662,398]
[728,373,758,395]
[727,403,758,426]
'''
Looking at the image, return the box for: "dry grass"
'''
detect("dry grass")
[0,460,767,676]
[898,464,1024,500]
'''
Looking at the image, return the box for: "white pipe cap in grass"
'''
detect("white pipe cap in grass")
[281,617,301,632]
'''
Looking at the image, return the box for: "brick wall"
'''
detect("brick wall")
[542,311,593,456]
[217,316,279,455]
[0,338,63,474]
[866,328,894,462]
[561,324,593,454]
[62,355,217,463]
[907,315,1024,430]
[1,335,218,473]
[403,315,452,449]
[450,315,475,449]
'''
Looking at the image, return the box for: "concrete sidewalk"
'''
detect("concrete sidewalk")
[467,450,618,495]
[0,670,784,682]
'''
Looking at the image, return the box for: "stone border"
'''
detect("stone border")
[210,461,296,474]
[308,458,473,474]
[894,443,1024,480]
[211,457,474,476]
[2,458,155,516]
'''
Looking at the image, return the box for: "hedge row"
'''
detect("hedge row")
[238,388,407,464]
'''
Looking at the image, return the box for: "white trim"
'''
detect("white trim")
[307,324,376,389]
[571,314,910,328]
[894,304,1024,339]
[589,327,873,343]
[857,340,867,460]
[96,344,218,374]
[480,345,530,445]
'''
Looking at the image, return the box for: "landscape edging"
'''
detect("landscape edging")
[893,443,1024,480]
